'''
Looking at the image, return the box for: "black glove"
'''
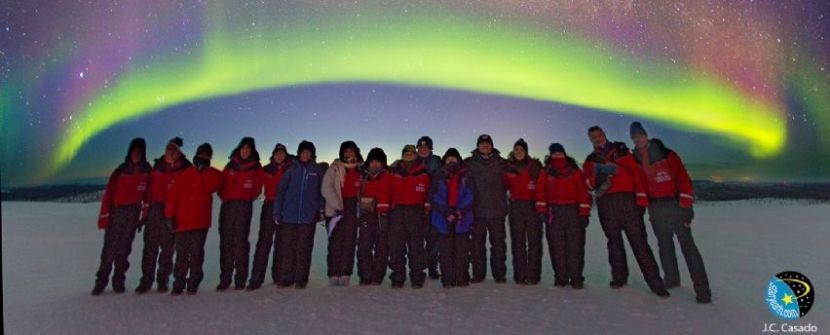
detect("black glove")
[165,218,176,231]
[538,213,550,225]
[637,206,646,218]
[137,218,147,233]
[580,216,589,227]
[681,207,695,226]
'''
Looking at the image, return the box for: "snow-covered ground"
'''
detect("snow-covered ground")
[2,199,828,334]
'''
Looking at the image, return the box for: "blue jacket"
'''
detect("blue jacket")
[273,161,324,224]
[430,168,475,234]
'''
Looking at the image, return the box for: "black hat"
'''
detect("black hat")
[168,137,183,148]
[365,147,388,167]
[442,148,462,163]
[630,121,648,138]
[417,136,433,150]
[297,140,316,157]
[272,143,287,154]
[548,143,565,154]
[477,134,494,146]
[514,138,528,153]
[339,140,362,162]
[196,143,213,158]
[125,137,147,162]
[230,136,260,161]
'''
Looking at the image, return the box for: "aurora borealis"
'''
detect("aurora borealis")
[2,1,829,185]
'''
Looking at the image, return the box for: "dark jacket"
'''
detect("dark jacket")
[463,149,508,219]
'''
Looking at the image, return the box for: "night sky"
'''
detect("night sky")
[2,1,829,186]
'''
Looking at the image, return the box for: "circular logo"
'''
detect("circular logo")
[766,271,815,320]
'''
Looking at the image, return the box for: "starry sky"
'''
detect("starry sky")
[2,1,829,186]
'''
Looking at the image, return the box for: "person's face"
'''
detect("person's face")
[632,133,649,149]
[552,152,565,159]
[130,147,142,163]
[164,144,181,162]
[299,150,312,163]
[478,142,493,155]
[588,130,607,148]
[513,146,527,161]
[417,146,431,157]
[344,147,356,161]
[444,156,459,165]
[273,150,286,163]
[369,160,382,170]
[403,151,416,161]
[240,144,252,160]
[197,152,211,161]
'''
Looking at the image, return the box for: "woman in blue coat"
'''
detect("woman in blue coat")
[273,140,325,289]
[430,148,475,288]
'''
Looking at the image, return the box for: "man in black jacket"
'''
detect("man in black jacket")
[464,134,509,283]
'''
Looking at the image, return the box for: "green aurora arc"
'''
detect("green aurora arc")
[48,9,786,178]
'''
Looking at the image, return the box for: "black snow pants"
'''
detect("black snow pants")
[648,198,711,297]
[218,200,253,287]
[596,192,665,292]
[95,204,141,288]
[508,200,543,283]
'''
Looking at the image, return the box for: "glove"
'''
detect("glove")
[682,207,694,226]
[539,213,550,225]
[137,218,147,233]
[97,214,110,229]
[635,194,649,208]
[579,205,591,217]
[165,218,176,232]
[679,194,694,208]
[637,206,646,218]
[580,216,589,227]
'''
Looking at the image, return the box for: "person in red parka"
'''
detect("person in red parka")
[92,138,151,296]
[536,143,591,289]
[165,143,223,295]
[583,126,668,297]
[136,137,192,294]
[503,139,545,285]
[247,143,293,290]
[356,148,392,286]
[217,137,264,291]
[388,144,432,288]
[630,122,711,303]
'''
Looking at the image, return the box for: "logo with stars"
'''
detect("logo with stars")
[765,271,815,320]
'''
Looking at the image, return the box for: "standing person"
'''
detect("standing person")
[165,143,224,295]
[430,148,474,288]
[92,138,151,295]
[217,137,264,291]
[273,140,325,289]
[416,136,443,280]
[322,141,364,286]
[503,139,544,285]
[464,134,509,283]
[247,143,293,290]
[583,126,669,297]
[536,143,591,289]
[136,137,192,294]
[356,148,392,286]
[630,122,712,303]
[388,145,432,288]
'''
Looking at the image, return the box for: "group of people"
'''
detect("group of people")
[92,122,712,303]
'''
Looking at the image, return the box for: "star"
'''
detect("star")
[782,294,794,305]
